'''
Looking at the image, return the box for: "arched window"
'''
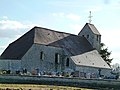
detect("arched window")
[55,53,60,64]
[40,51,44,60]
[66,58,69,67]
[97,35,99,41]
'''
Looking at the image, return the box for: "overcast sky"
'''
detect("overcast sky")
[0,0,120,64]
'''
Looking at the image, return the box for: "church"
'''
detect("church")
[0,23,111,78]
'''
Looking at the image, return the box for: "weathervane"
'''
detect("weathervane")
[88,11,92,23]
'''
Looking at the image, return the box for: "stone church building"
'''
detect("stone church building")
[0,23,111,77]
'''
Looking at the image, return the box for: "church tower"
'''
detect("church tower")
[78,23,101,52]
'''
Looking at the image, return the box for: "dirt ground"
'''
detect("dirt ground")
[0,84,94,90]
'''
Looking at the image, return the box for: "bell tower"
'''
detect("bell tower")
[78,23,101,52]
[78,11,101,52]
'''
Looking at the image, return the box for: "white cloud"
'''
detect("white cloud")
[111,52,120,64]
[66,14,81,21]
[0,45,6,49]
[52,13,81,21]
[0,45,7,55]
[69,24,82,34]
[0,20,24,30]
[100,28,120,64]
[2,16,8,19]
[0,20,36,30]
[52,13,65,18]
[0,17,40,54]
[100,29,120,48]
[0,17,38,38]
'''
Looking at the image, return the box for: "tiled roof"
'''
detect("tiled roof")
[71,50,110,69]
[0,29,35,60]
[0,26,93,59]
[87,23,101,35]
[34,27,93,56]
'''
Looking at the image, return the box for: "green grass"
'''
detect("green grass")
[0,84,94,90]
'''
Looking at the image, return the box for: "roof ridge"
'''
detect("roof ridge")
[34,26,76,36]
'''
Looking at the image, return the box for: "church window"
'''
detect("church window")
[87,35,89,38]
[66,58,69,67]
[40,51,44,60]
[97,35,99,41]
[55,53,60,64]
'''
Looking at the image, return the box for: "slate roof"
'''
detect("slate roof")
[87,23,101,35]
[71,50,110,69]
[0,28,35,60]
[79,23,101,35]
[0,26,93,59]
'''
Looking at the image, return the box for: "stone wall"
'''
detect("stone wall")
[76,66,111,78]
[21,44,75,73]
[0,60,21,71]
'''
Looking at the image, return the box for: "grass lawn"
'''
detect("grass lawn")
[0,84,94,90]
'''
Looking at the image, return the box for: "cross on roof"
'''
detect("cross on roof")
[88,11,93,23]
